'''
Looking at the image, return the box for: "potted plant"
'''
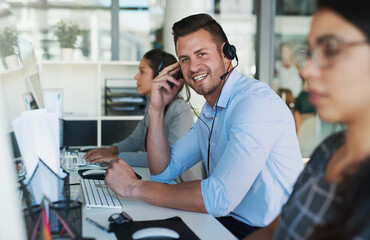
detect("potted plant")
[0,27,19,69]
[52,20,81,60]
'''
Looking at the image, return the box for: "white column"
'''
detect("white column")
[0,82,27,240]
[163,0,210,56]
[163,0,210,112]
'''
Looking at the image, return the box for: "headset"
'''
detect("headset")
[202,26,239,176]
[153,52,166,78]
[220,28,238,81]
[221,29,238,62]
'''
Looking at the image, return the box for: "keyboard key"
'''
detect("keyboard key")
[80,178,122,209]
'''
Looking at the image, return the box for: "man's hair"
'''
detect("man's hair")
[172,13,226,53]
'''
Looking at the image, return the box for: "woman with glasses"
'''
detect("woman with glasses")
[246,0,370,239]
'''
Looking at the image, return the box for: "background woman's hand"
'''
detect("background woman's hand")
[84,146,118,163]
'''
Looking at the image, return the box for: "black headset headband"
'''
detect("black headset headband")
[154,52,166,78]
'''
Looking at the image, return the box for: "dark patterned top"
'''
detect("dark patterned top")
[273,131,369,240]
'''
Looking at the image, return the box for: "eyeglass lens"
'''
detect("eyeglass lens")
[296,40,334,68]
[296,37,369,68]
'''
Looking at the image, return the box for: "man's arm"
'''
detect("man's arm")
[105,158,207,212]
[146,106,171,174]
[146,62,184,175]
[244,216,280,240]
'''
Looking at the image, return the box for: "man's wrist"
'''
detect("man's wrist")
[148,104,165,116]
[127,179,143,198]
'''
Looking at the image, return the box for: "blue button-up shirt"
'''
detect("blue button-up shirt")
[152,69,303,227]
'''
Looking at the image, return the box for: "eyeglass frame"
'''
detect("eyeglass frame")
[108,211,133,224]
[295,35,369,69]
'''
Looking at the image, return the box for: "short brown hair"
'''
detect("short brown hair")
[172,13,226,53]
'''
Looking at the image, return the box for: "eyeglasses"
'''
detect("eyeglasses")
[295,36,369,68]
[108,211,133,224]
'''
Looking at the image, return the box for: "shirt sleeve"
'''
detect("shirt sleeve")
[201,94,290,216]
[113,118,146,153]
[116,99,194,169]
[164,99,195,147]
[151,122,202,183]
[118,152,148,167]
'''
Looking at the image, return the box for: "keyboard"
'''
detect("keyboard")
[77,152,100,166]
[80,178,123,209]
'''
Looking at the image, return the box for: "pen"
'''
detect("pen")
[86,217,110,233]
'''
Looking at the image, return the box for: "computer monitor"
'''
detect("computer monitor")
[18,36,45,109]
[0,37,45,131]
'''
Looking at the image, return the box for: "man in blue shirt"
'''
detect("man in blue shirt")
[105,13,303,239]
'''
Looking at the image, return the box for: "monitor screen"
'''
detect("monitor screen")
[0,36,45,130]
[18,36,45,109]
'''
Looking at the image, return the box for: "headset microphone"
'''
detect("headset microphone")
[220,71,230,81]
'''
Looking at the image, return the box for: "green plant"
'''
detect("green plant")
[53,21,81,48]
[0,27,18,58]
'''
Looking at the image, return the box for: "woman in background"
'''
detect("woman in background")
[246,0,370,239]
[84,49,194,168]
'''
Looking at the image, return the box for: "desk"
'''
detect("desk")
[70,167,237,240]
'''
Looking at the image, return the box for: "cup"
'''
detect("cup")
[49,200,82,239]
[62,151,79,173]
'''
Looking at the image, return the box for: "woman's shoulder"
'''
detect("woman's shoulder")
[167,98,191,112]
[306,131,346,170]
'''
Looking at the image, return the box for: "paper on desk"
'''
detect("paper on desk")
[12,109,66,203]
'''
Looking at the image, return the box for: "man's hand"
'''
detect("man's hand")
[104,159,206,213]
[150,62,184,112]
[105,158,140,197]
[84,146,118,164]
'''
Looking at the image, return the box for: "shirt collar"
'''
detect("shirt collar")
[202,69,241,117]
[217,69,241,108]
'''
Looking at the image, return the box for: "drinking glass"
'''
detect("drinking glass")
[62,151,79,173]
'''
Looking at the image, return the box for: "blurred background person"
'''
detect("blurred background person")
[277,88,301,133]
[274,42,303,97]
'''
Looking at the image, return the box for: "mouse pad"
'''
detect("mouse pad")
[78,169,142,180]
[109,216,199,240]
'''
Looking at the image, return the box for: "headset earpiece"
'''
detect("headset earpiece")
[223,42,237,61]
[221,29,237,61]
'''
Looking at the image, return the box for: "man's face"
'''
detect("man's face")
[176,29,228,100]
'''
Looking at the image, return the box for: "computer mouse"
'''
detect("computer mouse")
[131,227,180,240]
[82,169,106,176]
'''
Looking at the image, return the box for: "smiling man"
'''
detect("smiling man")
[105,13,303,239]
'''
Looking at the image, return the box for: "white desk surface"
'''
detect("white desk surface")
[71,167,237,240]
